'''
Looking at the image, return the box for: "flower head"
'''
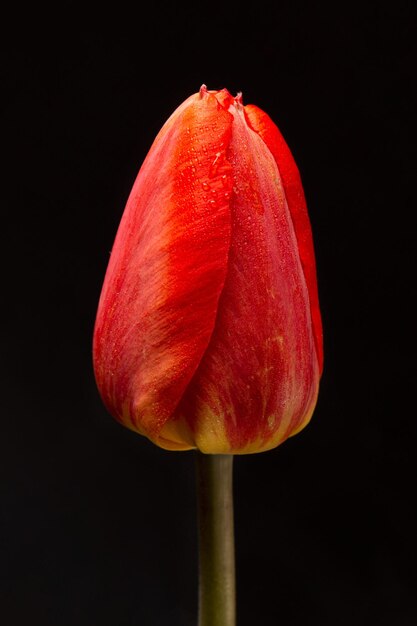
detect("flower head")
[93,86,323,454]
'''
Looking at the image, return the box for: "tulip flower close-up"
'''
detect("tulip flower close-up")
[4,5,415,622]
[93,85,323,457]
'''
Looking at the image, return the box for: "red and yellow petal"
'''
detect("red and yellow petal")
[244,104,323,374]
[174,98,320,453]
[93,87,234,450]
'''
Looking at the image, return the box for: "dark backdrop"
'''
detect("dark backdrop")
[2,2,416,625]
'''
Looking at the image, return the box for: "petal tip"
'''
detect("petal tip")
[234,91,244,108]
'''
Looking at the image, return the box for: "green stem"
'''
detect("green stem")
[196,452,236,626]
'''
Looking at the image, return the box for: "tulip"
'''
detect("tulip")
[93,85,323,626]
[93,85,323,456]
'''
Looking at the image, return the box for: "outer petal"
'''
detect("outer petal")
[175,100,320,453]
[244,104,323,373]
[93,89,234,450]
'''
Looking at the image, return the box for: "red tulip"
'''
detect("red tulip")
[93,85,323,454]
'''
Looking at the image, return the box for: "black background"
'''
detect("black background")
[2,2,416,625]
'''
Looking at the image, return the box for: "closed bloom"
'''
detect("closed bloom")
[93,85,323,454]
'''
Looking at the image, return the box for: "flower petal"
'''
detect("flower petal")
[175,101,320,453]
[244,104,324,373]
[93,89,234,449]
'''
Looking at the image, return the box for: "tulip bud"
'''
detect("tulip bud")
[93,85,323,454]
